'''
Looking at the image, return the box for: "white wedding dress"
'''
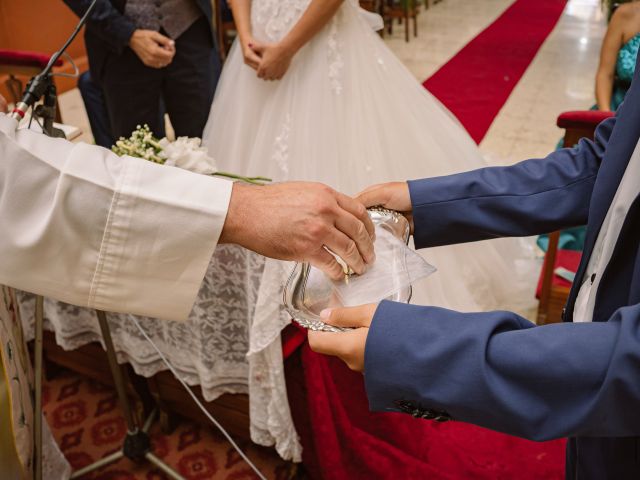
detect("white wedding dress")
[204,0,537,312]
[202,0,539,460]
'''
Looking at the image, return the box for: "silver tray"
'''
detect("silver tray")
[283,207,411,332]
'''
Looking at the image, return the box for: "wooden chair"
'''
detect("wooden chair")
[214,0,237,62]
[536,110,615,325]
[360,0,384,14]
[383,0,420,42]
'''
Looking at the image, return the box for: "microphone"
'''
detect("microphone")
[10,0,98,122]
[10,75,49,121]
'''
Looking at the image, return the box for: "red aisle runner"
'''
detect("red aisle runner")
[287,1,570,478]
[424,0,568,143]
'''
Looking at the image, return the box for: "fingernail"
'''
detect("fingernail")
[320,308,333,320]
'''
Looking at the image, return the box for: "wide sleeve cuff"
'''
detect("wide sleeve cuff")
[364,300,426,413]
[2,119,231,321]
[364,297,640,440]
[88,155,232,320]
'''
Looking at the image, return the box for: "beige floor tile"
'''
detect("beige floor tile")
[58,88,93,144]
[480,0,606,164]
[385,0,515,79]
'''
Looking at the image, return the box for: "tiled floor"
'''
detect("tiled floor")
[385,0,515,80]
[60,0,606,163]
[479,0,606,163]
[383,0,606,164]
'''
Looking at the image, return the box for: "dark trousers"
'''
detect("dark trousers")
[100,16,220,139]
[78,71,115,148]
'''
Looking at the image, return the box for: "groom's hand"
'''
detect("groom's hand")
[0,94,7,114]
[356,182,414,233]
[308,304,378,372]
[129,30,176,69]
[220,182,376,280]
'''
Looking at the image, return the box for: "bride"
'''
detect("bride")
[203,0,537,313]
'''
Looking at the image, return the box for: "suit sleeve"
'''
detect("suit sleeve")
[408,115,616,248]
[63,0,136,53]
[0,115,232,321]
[365,300,640,440]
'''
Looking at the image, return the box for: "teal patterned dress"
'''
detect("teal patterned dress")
[609,33,640,111]
[537,33,640,253]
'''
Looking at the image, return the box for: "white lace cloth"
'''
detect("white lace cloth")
[18,244,303,462]
[43,420,72,479]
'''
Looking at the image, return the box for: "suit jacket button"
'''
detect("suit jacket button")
[421,410,435,420]
[393,400,414,414]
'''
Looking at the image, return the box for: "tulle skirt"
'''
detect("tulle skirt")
[203,3,538,313]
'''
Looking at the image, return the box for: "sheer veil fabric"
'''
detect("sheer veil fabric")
[203,0,539,459]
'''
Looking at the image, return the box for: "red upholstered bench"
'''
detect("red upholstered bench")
[536,249,581,298]
[0,50,63,70]
[556,110,615,146]
[0,49,65,120]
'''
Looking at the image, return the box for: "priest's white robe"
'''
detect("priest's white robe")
[0,114,232,321]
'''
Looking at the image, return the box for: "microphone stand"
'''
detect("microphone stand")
[12,2,185,478]
[9,0,96,129]
[10,4,96,479]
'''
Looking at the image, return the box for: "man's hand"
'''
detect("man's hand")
[220,182,376,280]
[0,94,7,113]
[129,30,176,69]
[251,42,294,81]
[308,304,378,372]
[356,182,414,233]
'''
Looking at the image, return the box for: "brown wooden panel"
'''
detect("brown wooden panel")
[0,1,88,97]
[148,370,250,440]
[0,1,85,55]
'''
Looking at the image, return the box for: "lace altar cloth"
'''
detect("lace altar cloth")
[18,244,303,462]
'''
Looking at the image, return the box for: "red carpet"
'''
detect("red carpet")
[424,0,568,143]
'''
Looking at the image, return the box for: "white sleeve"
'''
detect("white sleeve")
[0,114,232,321]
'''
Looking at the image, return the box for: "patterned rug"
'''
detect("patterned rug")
[43,368,297,480]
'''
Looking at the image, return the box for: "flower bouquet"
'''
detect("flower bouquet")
[112,125,271,184]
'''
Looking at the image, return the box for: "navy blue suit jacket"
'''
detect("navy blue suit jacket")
[62,0,214,80]
[365,57,640,478]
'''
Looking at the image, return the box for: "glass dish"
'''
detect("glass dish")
[283,207,412,332]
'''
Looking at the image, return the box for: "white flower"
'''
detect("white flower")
[160,137,218,175]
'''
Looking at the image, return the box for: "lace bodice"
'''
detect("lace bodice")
[252,0,312,42]
[251,0,361,42]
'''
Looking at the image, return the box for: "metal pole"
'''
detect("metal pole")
[69,451,124,479]
[147,453,185,480]
[95,310,138,433]
[33,295,44,480]
[65,311,185,479]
